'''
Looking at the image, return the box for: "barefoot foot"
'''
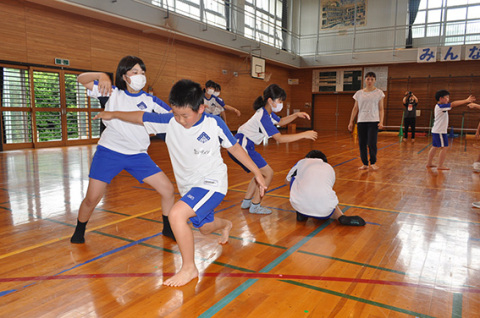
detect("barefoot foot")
[358,165,369,170]
[370,164,379,170]
[219,220,232,244]
[163,266,199,287]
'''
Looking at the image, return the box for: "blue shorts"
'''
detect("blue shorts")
[180,187,225,228]
[431,133,448,148]
[89,145,162,184]
[228,133,267,173]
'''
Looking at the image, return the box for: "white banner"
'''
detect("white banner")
[417,47,437,63]
[465,44,480,60]
[441,46,461,61]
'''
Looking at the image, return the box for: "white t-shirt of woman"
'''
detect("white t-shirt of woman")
[353,88,385,123]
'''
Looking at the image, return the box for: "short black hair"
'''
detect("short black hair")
[169,79,204,111]
[115,56,146,91]
[205,80,216,89]
[305,150,327,162]
[435,89,450,101]
[365,72,376,79]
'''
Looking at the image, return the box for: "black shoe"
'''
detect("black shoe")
[296,212,308,221]
[338,215,366,226]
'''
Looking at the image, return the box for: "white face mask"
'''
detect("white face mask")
[272,102,283,113]
[126,74,146,91]
[213,91,220,97]
[207,88,215,95]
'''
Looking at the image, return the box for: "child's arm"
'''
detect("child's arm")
[227,144,267,196]
[348,101,359,132]
[277,112,310,126]
[224,105,241,116]
[77,72,112,95]
[451,95,475,108]
[468,102,480,110]
[93,111,145,124]
[272,130,317,143]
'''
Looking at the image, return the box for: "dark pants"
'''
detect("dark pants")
[404,117,416,139]
[357,122,378,166]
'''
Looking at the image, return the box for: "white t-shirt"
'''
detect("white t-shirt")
[286,158,339,217]
[204,95,225,116]
[353,88,385,123]
[89,82,171,154]
[237,108,281,145]
[431,103,452,134]
[142,112,237,196]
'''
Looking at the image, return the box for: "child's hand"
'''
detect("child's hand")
[255,175,268,197]
[468,103,479,109]
[93,112,113,120]
[467,95,476,103]
[303,130,318,141]
[235,109,241,116]
[98,73,112,96]
[296,112,311,120]
[348,122,353,132]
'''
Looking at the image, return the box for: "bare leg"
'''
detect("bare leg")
[71,178,108,243]
[251,165,273,204]
[78,178,108,223]
[163,201,198,287]
[243,178,257,201]
[426,147,437,168]
[143,172,175,217]
[329,206,344,220]
[437,147,450,170]
[199,217,232,244]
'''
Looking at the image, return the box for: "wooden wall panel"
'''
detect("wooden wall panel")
[0,1,28,62]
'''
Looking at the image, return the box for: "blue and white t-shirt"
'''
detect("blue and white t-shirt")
[142,112,237,196]
[237,108,281,145]
[431,103,452,134]
[204,95,226,116]
[89,81,171,154]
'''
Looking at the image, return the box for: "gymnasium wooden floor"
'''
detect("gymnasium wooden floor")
[0,132,479,317]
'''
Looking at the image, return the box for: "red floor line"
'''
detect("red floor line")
[1,272,479,294]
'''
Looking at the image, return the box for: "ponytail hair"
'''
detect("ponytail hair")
[252,84,286,110]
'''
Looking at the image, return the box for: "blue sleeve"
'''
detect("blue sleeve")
[271,113,281,123]
[212,115,237,147]
[152,96,172,112]
[214,96,225,107]
[438,103,451,109]
[142,112,173,135]
[260,110,280,137]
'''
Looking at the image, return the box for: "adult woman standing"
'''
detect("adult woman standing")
[348,72,385,170]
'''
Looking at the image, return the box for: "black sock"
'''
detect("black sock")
[338,215,366,226]
[70,219,88,243]
[162,215,176,241]
[296,211,308,221]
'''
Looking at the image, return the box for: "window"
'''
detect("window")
[413,0,480,45]
[245,0,284,48]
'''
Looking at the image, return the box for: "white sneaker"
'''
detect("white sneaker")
[472,202,480,208]
[241,199,252,209]
[249,204,272,214]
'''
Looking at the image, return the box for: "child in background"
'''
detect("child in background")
[230,84,317,215]
[94,79,267,287]
[426,90,475,170]
[214,83,241,124]
[286,150,365,226]
[71,56,175,244]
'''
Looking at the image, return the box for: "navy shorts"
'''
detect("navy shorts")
[431,133,448,148]
[89,146,162,184]
[180,187,225,228]
[228,133,267,172]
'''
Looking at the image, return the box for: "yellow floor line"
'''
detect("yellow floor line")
[0,208,161,261]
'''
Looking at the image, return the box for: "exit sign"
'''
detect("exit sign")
[54,58,70,66]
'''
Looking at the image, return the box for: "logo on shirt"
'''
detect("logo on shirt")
[187,194,195,200]
[137,101,147,110]
[197,132,210,143]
